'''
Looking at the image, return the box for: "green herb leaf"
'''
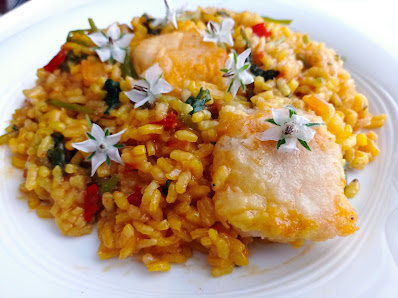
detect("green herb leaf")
[240,27,250,50]
[88,18,98,32]
[185,87,212,115]
[142,14,162,35]
[121,47,138,79]
[47,132,72,170]
[12,125,18,131]
[287,105,297,118]
[99,175,119,194]
[114,144,124,148]
[86,151,96,161]
[59,51,87,73]
[250,64,280,81]
[85,114,93,129]
[305,122,325,127]
[103,79,121,114]
[161,179,172,196]
[296,54,311,69]
[298,139,311,151]
[46,99,95,114]
[262,16,292,25]
[86,132,96,140]
[266,118,280,126]
[276,139,286,150]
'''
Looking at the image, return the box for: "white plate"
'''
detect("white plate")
[0,0,397,297]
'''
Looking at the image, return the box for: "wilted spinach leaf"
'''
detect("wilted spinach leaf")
[103,79,121,114]
[186,87,211,115]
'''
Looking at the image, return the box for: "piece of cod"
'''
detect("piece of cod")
[211,107,358,246]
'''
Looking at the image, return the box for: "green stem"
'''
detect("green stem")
[46,99,95,114]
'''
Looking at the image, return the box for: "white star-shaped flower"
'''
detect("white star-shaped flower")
[72,124,126,176]
[124,63,173,108]
[201,18,235,47]
[221,48,254,97]
[151,0,183,29]
[88,22,134,63]
[258,106,324,153]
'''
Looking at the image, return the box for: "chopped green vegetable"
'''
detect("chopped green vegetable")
[47,132,72,169]
[250,64,280,81]
[0,130,18,145]
[98,175,119,194]
[12,125,18,131]
[262,16,292,25]
[185,87,211,115]
[273,37,285,46]
[88,18,98,32]
[59,51,87,72]
[121,47,138,79]
[46,99,95,114]
[66,29,89,43]
[161,179,172,196]
[240,27,250,50]
[296,54,311,69]
[103,79,121,114]
[216,10,230,17]
[142,14,162,35]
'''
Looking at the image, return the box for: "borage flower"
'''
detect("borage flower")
[72,124,126,176]
[201,18,235,47]
[258,105,324,153]
[124,63,173,108]
[220,48,254,97]
[151,0,183,29]
[88,22,134,63]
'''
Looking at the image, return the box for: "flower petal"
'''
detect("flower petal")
[258,126,283,141]
[207,20,220,33]
[111,47,126,63]
[293,114,310,125]
[230,79,241,98]
[279,137,298,153]
[107,22,121,41]
[221,18,235,32]
[106,128,127,146]
[115,33,134,48]
[236,48,251,68]
[107,146,123,165]
[151,18,164,27]
[296,125,316,142]
[239,70,254,85]
[225,56,233,70]
[272,108,290,125]
[88,32,108,47]
[222,33,234,47]
[151,78,173,95]
[71,139,97,153]
[90,123,105,141]
[133,97,151,108]
[125,89,149,103]
[95,47,111,62]
[145,63,163,85]
[202,35,219,44]
[168,10,178,29]
[90,152,107,176]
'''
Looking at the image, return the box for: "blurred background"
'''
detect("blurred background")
[0,0,27,14]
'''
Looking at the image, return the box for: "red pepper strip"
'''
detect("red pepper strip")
[43,46,68,73]
[127,186,143,206]
[152,112,177,128]
[252,23,272,38]
[83,184,101,223]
